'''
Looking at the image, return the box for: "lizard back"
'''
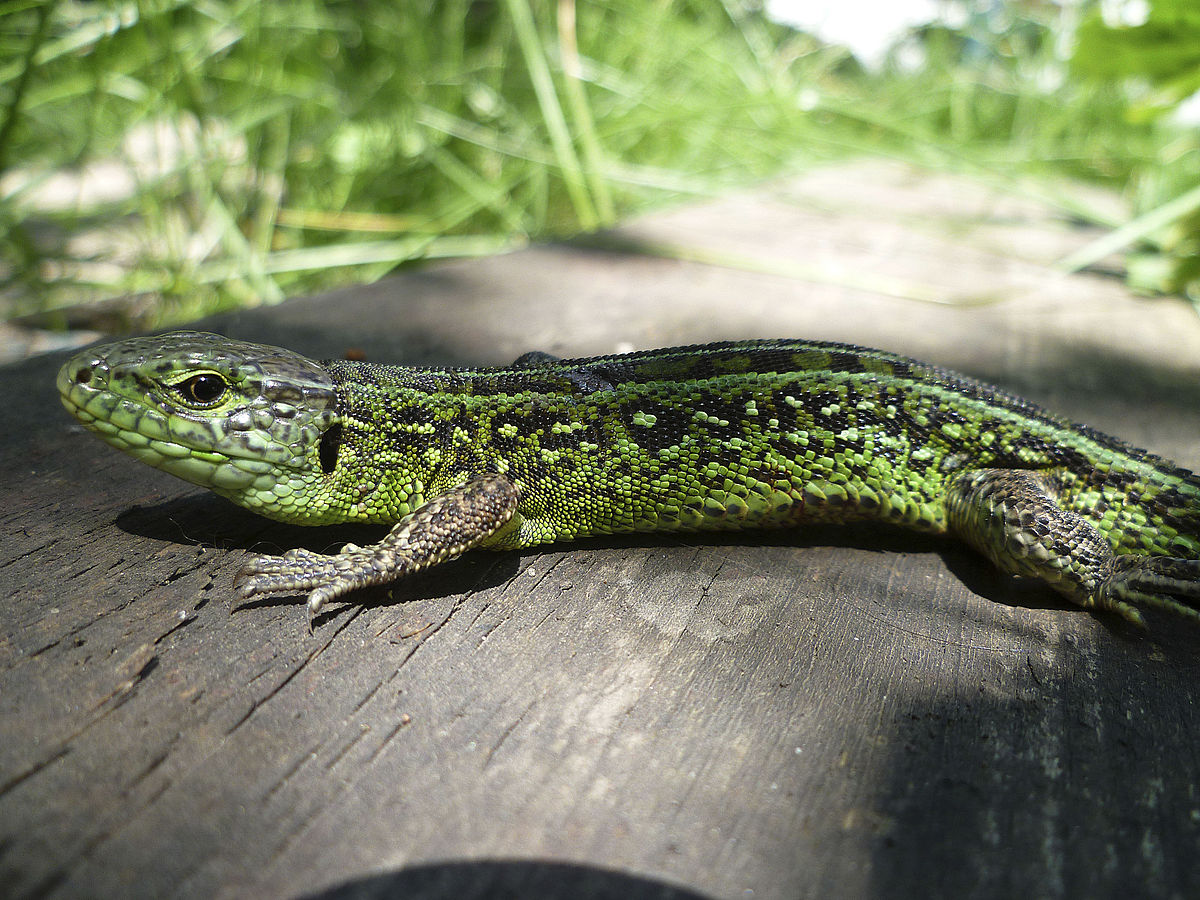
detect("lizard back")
[318,339,1200,557]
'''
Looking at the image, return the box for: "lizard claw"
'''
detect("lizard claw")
[1098,556,1200,626]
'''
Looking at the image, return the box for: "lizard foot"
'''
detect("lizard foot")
[1097,556,1200,627]
[234,474,520,632]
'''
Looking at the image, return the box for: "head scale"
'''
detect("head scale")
[59,331,340,520]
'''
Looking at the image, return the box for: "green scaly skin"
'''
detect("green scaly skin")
[58,331,1200,631]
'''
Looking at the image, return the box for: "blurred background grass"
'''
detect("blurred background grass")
[2,0,1199,344]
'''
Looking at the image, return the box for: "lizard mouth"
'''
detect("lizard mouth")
[61,385,251,488]
[58,366,291,495]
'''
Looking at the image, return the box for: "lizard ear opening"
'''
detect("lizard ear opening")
[319,423,342,475]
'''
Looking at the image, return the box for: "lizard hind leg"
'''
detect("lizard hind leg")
[945,469,1200,627]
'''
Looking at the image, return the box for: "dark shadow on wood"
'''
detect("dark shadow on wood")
[871,679,1200,898]
[956,338,1200,433]
[114,492,390,555]
[938,544,1081,617]
[306,860,712,900]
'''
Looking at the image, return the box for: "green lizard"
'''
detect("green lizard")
[57,331,1200,631]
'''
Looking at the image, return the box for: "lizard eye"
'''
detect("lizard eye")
[175,373,229,407]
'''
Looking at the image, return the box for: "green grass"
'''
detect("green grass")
[1,0,1198,332]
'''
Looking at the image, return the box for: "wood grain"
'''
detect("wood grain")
[4,161,1200,899]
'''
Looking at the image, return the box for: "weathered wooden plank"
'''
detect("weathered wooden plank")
[3,161,1200,899]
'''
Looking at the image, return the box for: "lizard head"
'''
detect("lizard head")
[58,331,341,521]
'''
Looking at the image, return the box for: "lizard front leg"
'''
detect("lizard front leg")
[945,469,1200,626]
[235,473,520,629]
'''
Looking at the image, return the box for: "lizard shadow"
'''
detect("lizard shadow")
[113,490,1105,627]
[112,492,525,617]
[115,490,392,555]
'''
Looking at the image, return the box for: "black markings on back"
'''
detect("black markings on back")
[617,398,691,453]
[314,339,1200,553]
[826,350,867,374]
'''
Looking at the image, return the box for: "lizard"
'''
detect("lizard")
[57,330,1200,632]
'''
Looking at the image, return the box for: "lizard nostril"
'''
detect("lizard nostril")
[72,358,110,387]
